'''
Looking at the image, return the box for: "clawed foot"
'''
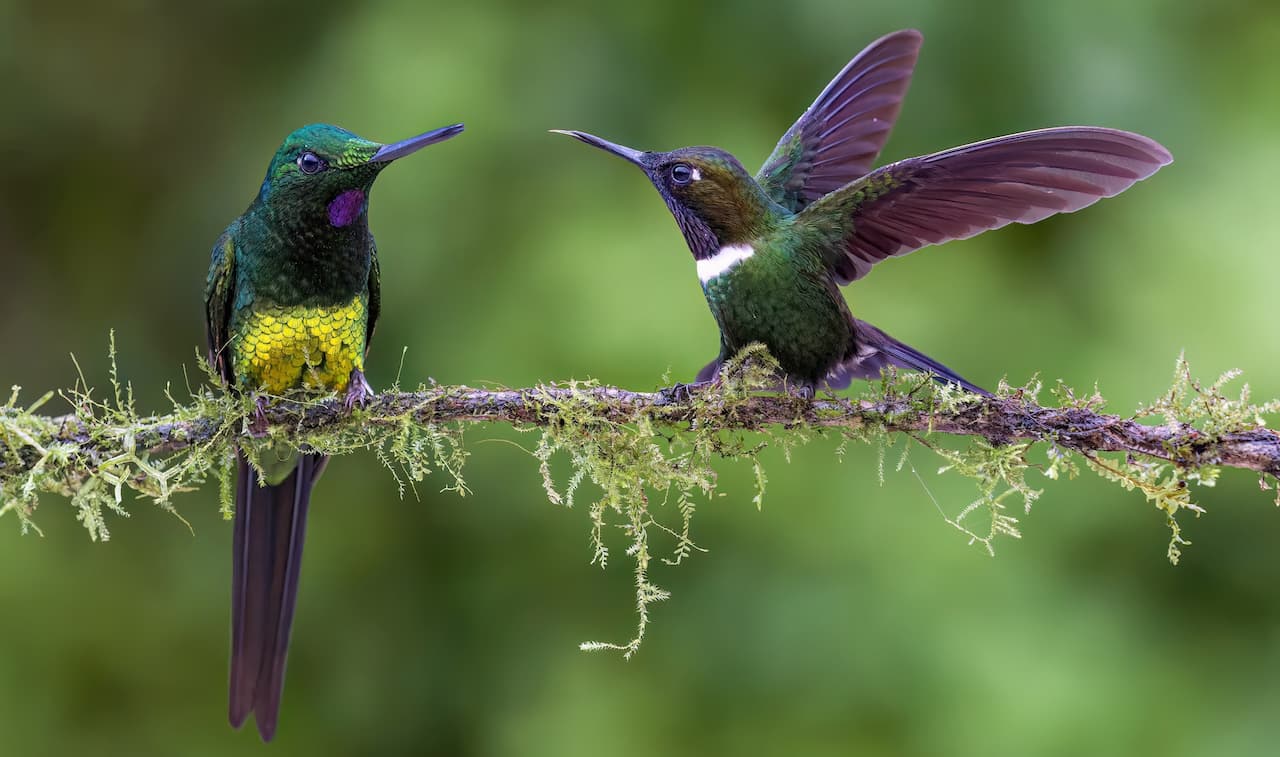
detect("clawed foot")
[657,380,714,405]
[785,382,816,402]
[248,395,271,437]
[344,369,374,411]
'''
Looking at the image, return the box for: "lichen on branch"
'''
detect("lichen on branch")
[2,342,1279,654]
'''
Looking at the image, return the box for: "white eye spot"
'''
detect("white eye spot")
[697,244,754,283]
[690,167,702,181]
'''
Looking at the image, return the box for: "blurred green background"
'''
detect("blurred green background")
[2,0,1279,754]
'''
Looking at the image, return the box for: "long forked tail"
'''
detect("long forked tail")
[828,319,991,396]
[229,451,325,742]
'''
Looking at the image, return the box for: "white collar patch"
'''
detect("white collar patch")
[697,244,754,283]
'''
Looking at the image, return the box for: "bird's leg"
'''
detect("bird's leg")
[770,377,819,410]
[344,368,374,411]
[248,395,271,437]
[657,379,718,406]
[780,381,817,404]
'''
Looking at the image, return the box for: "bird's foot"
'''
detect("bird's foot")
[344,369,374,411]
[785,382,817,402]
[657,380,715,406]
[248,395,271,437]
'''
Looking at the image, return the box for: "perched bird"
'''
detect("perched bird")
[204,121,463,740]
[554,29,1170,395]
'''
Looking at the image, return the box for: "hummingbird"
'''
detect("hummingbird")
[204,121,463,740]
[554,29,1171,396]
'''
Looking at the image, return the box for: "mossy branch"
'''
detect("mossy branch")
[4,378,1279,479]
[3,343,1279,655]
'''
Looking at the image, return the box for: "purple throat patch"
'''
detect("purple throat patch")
[328,190,366,227]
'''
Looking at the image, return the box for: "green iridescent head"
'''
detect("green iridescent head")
[256,122,463,227]
[551,130,774,256]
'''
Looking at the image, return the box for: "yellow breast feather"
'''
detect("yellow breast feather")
[232,295,367,394]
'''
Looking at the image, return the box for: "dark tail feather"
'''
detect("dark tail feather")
[828,319,991,396]
[229,451,324,742]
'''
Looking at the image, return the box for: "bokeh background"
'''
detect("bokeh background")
[2,0,1279,755]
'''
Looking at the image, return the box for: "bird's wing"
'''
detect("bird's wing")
[756,29,922,213]
[364,235,381,356]
[801,127,1172,284]
[205,230,238,384]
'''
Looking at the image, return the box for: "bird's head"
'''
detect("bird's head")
[257,122,463,228]
[552,130,777,258]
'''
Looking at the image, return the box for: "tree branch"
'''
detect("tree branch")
[4,382,1279,478]
[5,353,1278,648]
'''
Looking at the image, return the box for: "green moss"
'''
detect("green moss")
[3,339,1279,655]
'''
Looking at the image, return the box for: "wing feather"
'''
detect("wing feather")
[364,235,381,355]
[205,230,238,384]
[801,127,1172,283]
[757,29,923,212]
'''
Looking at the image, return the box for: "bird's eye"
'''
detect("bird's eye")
[297,151,327,175]
[670,163,695,185]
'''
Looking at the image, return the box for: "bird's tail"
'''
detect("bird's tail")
[228,450,325,742]
[827,318,990,396]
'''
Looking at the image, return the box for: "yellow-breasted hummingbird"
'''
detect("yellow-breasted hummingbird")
[204,121,463,740]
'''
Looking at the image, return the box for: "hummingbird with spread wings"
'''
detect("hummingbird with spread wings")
[555,29,1170,395]
[204,121,463,740]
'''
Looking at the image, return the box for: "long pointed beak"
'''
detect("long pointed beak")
[550,129,647,166]
[373,123,465,162]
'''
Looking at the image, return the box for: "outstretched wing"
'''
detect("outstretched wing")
[205,230,237,384]
[756,29,923,213]
[802,127,1172,283]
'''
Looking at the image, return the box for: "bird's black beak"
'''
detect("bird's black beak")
[550,130,648,167]
[373,123,465,163]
